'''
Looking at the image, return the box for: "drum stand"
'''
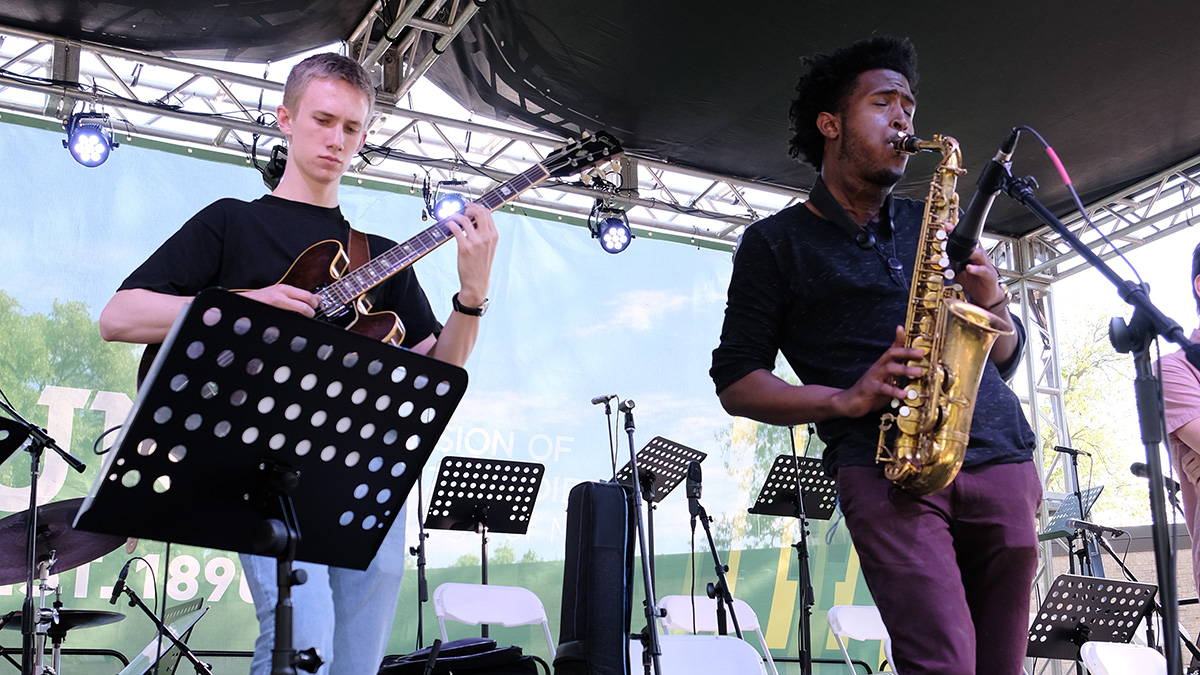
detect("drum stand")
[0,395,87,675]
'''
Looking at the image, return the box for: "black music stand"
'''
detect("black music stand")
[424,456,544,637]
[612,436,706,587]
[749,455,837,675]
[74,289,468,675]
[1028,574,1157,661]
[1039,486,1105,542]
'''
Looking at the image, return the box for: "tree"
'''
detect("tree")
[1046,294,1148,525]
[0,293,138,494]
[490,542,515,565]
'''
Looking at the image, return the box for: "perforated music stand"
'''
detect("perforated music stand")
[612,436,707,504]
[1027,574,1157,661]
[749,454,837,675]
[1039,486,1105,541]
[74,289,467,673]
[612,436,705,590]
[748,455,837,521]
[424,456,544,637]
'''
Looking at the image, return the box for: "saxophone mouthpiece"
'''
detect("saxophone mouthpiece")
[893,132,925,155]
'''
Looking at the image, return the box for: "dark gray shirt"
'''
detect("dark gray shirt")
[710,199,1035,473]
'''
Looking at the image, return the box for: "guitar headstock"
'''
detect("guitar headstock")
[543,131,624,178]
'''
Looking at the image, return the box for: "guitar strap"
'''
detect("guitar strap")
[348,227,377,310]
[348,228,370,271]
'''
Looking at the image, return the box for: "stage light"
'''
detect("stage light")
[62,112,118,167]
[434,193,466,221]
[588,202,633,254]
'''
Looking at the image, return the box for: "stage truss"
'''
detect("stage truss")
[4,16,1200,673]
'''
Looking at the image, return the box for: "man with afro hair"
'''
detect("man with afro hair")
[712,35,1040,674]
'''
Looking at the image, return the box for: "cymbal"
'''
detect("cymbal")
[0,608,124,640]
[0,498,125,585]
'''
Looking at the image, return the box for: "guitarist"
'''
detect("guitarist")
[98,53,497,675]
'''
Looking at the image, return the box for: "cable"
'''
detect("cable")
[1016,125,1144,285]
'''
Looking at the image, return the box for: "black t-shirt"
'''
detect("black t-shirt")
[119,195,441,349]
[710,199,1035,473]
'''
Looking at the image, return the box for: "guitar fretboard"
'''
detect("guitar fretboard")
[321,162,549,308]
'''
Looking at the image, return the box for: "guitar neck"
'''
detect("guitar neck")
[323,162,549,307]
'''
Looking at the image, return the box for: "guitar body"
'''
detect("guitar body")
[277,239,407,345]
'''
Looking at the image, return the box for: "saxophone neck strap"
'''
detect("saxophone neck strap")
[808,176,904,283]
[807,175,894,250]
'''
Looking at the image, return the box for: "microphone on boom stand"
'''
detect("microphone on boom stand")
[947,128,1020,273]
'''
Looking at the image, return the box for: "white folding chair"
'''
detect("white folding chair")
[658,594,778,675]
[628,634,767,674]
[1079,641,1167,675]
[827,605,892,674]
[432,582,556,658]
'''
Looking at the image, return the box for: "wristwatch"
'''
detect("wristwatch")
[452,292,489,317]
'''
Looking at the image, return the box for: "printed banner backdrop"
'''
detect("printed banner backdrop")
[0,117,882,673]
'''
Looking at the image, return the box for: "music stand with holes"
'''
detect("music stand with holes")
[1040,485,1107,578]
[424,456,544,637]
[612,436,706,589]
[748,454,837,675]
[1027,574,1157,662]
[73,290,468,675]
[1039,486,1105,542]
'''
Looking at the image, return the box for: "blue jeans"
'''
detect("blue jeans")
[241,505,407,675]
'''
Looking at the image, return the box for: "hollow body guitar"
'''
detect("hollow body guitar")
[135,131,623,385]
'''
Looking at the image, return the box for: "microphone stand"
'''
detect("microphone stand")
[113,576,214,675]
[622,401,663,675]
[410,475,429,649]
[0,398,86,675]
[789,429,814,675]
[998,168,1195,675]
[1088,532,1200,664]
[692,502,743,640]
[1059,449,1100,577]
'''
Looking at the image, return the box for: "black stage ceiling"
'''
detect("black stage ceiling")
[6,1,1200,237]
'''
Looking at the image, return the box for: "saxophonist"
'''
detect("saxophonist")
[711,36,1040,675]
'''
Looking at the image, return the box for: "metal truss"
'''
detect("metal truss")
[1016,152,1200,282]
[0,21,799,250]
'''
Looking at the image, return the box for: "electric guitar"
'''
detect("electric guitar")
[136,131,623,384]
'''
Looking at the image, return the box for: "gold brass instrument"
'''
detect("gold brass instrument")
[875,133,1012,496]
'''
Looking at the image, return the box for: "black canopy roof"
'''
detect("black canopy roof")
[7,0,1200,237]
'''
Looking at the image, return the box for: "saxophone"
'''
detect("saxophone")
[875,133,1012,496]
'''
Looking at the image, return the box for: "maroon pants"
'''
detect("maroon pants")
[837,461,1041,675]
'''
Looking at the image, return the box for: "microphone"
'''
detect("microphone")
[1067,518,1127,539]
[947,127,1020,272]
[590,394,616,405]
[1053,445,1091,457]
[1130,461,1182,494]
[618,399,635,413]
[109,559,132,605]
[686,460,703,528]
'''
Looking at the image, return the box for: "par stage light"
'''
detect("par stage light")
[588,203,633,254]
[433,193,467,221]
[63,112,118,167]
